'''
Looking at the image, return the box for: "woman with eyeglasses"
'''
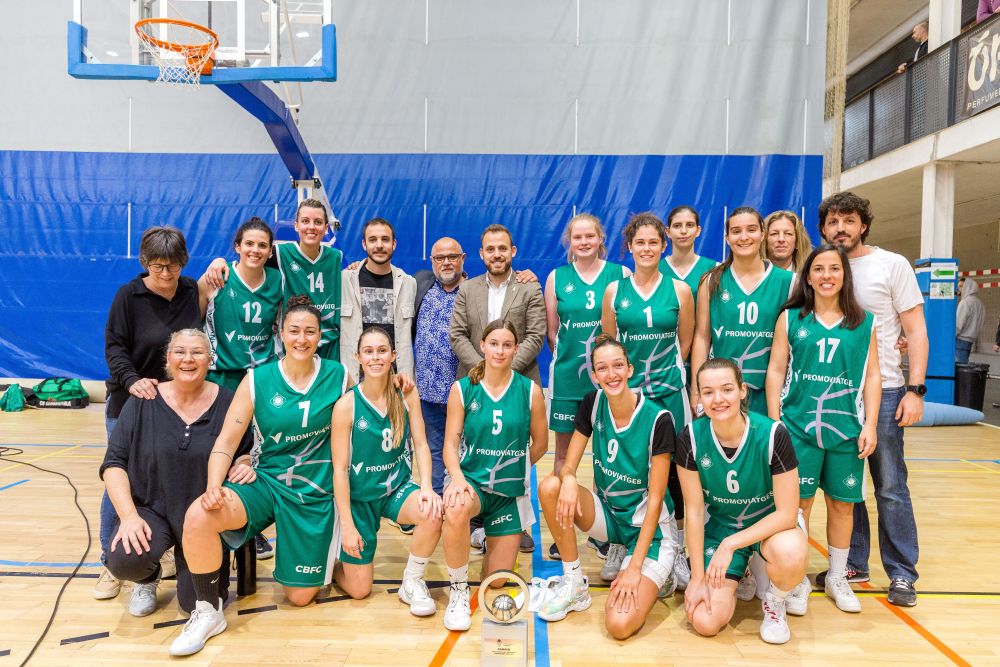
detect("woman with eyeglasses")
[96,226,203,602]
[100,329,253,618]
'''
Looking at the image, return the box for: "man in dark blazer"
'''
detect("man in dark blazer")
[449,225,546,384]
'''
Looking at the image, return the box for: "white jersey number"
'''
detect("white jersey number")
[297,400,310,428]
[606,438,619,464]
[726,470,740,494]
[491,409,503,435]
[381,427,393,452]
[242,301,262,324]
[736,301,758,325]
[307,272,325,293]
[816,337,841,364]
[585,290,596,309]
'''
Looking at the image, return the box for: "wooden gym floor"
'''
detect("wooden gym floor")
[1,405,998,666]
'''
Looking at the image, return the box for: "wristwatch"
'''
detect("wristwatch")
[904,383,927,397]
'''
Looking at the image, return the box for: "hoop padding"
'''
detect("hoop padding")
[135,18,219,87]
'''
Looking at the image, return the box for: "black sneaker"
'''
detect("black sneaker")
[388,520,415,535]
[587,537,609,559]
[519,530,535,553]
[548,543,561,560]
[815,567,869,586]
[254,534,274,560]
[887,578,917,607]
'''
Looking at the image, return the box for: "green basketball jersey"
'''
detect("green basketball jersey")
[591,390,673,521]
[205,263,282,372]
[708,265,794,391]
[688,412,779,530]
[457,372,534,498]
[348,385,412,502]
[550,261,626,401]
[250,357,349,504]
[613,275,687,401]
[659,255,717,308]
[781,310,874,452]
[275,242,343,360]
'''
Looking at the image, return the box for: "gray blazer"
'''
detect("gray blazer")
[449,273,546,384]
[340,263,416,380]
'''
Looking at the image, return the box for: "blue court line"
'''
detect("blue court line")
[0,479,29,492]
[529,467,556,667]
[0,559,102,567]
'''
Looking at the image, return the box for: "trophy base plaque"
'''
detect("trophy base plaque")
[481,618,528,667]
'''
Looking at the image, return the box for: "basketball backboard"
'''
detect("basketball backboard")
[68,0,335,83]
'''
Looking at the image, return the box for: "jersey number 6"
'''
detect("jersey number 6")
[726,470,740,494]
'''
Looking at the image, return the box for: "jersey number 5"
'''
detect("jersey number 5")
[491,409,503,435]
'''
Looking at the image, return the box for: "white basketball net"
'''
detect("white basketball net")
[136,22,217,88]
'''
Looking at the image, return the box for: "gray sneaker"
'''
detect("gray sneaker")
[600,544,626,582]
[128,581,159,617]
[887,578,917,607]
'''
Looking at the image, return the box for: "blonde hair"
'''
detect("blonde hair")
[358,327,406,449]
[163,329,211,379]
[562,213,608,262]
[762,210,813,270]
[469,320,519,385]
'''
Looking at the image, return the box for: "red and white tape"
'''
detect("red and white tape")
[959,268,1000,277]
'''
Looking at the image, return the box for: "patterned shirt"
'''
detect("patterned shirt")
[415,280,460,404]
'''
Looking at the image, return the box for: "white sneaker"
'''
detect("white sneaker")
[399,577,436,617]
[159,548,177,578]
[759,592,791,645]
[168,598,227,657]
[470,527,487,555]
[538,575,591,622]
[657,573,677,599]
[443,584,472,632]
[825,575,862,613]
[600,544,626,582]
[92,567,121,600]
[785,576,811,616]
[128,580,159,617]
[736,570,756,601]
[673,553,691,591]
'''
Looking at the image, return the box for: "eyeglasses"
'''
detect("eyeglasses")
[169,348,208,359]
[431,253,463,263]
[148,262,182,274]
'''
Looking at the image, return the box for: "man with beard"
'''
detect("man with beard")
[341,217,417,380]
[815,191,927,608]
[450,224,546,553]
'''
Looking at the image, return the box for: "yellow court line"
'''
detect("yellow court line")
[960,459,1000,475]
[0,444,84,474]
[908,468,998,474]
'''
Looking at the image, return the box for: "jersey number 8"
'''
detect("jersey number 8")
[381,428,393,452]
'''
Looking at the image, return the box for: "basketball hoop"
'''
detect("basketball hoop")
[135,18,219,87]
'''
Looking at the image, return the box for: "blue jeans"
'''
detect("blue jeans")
[849,387,919,583]
[100,408,119,566]
[955,339,973,363]
[420,400,448,495]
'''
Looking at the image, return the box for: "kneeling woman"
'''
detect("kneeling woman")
[537,335,677,640]
[101,329,252,617]
[678,358,807,645]
[440,320,548,632]
[331,326,443,616]
[169,297,351,657]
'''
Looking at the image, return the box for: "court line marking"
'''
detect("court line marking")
[976,422,1000,431]
[0,479,28,492]
[808,538,971,667]
[960,459,1000,474]
[428,586,480,667]
[0,649,10,657]
[60,631,109,645]
[0,444,84,474]
[3,443,106,449]
[529,466,553,667]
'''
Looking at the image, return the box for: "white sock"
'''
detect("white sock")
[404,553,429,580]
[448,565,469,590]
[828,546,849,580]
[563,558,581,579]
[768,583,790,600]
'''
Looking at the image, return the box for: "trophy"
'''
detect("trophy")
[478,569,530,666]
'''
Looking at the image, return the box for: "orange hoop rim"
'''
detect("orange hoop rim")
[134,18,219,57]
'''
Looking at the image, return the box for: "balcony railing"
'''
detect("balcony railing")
[842,11,1000,170]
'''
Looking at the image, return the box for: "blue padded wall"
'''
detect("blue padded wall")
[0,150,822,381]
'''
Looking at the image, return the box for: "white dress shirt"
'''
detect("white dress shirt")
[486,272,513,322]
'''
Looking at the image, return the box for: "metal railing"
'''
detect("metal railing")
[842,12,999,170]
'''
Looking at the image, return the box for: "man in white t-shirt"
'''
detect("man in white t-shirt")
[817,191,928,607]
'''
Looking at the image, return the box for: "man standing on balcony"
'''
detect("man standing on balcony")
[897,21,928,74]
[817,191,927,608]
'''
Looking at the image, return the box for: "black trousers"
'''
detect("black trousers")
[105,505,230,612]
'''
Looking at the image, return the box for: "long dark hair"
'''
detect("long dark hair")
[702,206,764,298]
[620,212,666,259]
[469,320,519,385]
[695,357,749,414]
[783,244,866,329]
[234,217,274,249]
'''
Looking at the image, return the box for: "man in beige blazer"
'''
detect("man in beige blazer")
[449,224,546,385]
[340,218,416,380]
